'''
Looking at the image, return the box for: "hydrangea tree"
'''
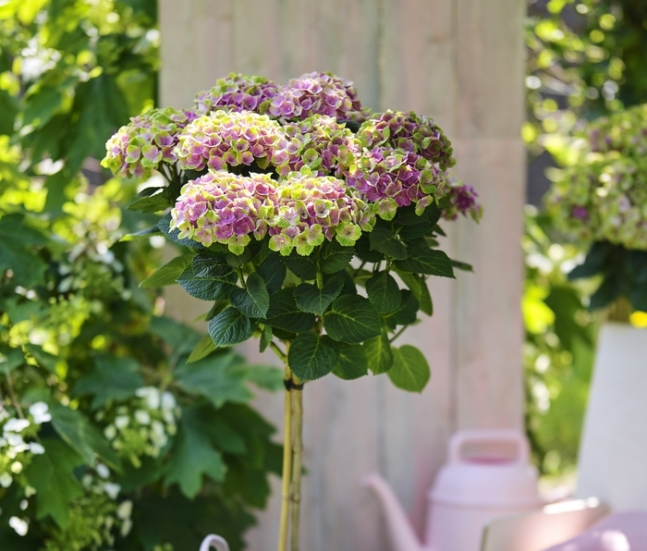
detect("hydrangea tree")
[546,103,647,316]
[103,71,481,551]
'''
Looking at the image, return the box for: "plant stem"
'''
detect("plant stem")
[389,325,407,343]
[277,365,293,551]
[290,375,304,551]
[5,373,24,419]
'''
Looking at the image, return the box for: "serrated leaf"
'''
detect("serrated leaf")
[25,439,84,528]
[395,246,455,278]
[230,273,269,318]
[208,308,256,347]
[387,345,430,392]
[187,334,218,363]
[177,255,237,301]
[164,407,227,498]
[263,289,316,333]
[175,350,253,407]
[293,275,344,315]
[259,324,273,353]
[158,212,203,249]
[140,253,194,288]
[384,290,419,329]
[320,240,355,273]
[279,251,317,280]
[355,233,384,262]
[332,343,368,380]
[288,333,339,381]
[364,334,394,374]
[256,252,286,293]
[73,355,144,409]
[49,403,122,472]
[324,295,382,344]
[396,271,433,316]
[127,187,172,213]
[365,272,401,313]
[369,224,408,260]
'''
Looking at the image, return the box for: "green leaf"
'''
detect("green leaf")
[74,355,144,409]
[175,350,253,407]
[264,289,316,333]
[164,407,227,498]
[49,403,122,471]
[256,252,286,294]
[0,88,18,136]
[187,334,218,363]
[279,251,318,280]
[23,85,64,128]
[384,290,419,329]
[395,246,455,278]
[288,333,339,381]
[150,316,202,354]
[364,334,394,374]
[127,187,172,213]
[230,273,270,318]
[355,233,384,262]
[320,240,355,273]
[259,324,272,353]
[177,255,237,301]
[226,239,262,267]
[369,223,408,260]
[208,308,256,347]
[324,295,382,344]
[395,203,441,226]
[293,274,344,315]
[232,364,284,391]
[397,271,433,316]
[387,345,431,392]
[365,272,401,313]
[332,343,368,380]
[140,253,195,288]
[25,439,84,528]
[158,212,203,249]
[399,219,436,241]
[451,259,474,272]
[0,348,24,375]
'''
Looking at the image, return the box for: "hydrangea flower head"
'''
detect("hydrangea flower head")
[281,115,361,177]
[546,104,647,250]
[358,110,456,171]
[102,107,197,178]
[268,171,367,256]
[346,147,446,219]
[194,73,279,116]
[269,72,368,122]
[175,110,289,173]
[443,178,483,221]
[171,171,279,254]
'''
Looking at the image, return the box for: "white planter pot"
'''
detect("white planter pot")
[199,535,230,551]
[575,322,647,510]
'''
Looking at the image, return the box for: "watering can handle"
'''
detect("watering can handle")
[199,535,230,551]
[448,430,529,465]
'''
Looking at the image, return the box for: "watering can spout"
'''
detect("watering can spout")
[364,474,427,551]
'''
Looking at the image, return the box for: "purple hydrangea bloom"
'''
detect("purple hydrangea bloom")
[358,110,456,171]
[572,205,589,220]
[346,147,445,219]
[194,73,279,116]
[442,179,483,222]
[268,173,367,256]
[269,72,369,122]
[170,171,279,254]
[102,107,197,178]
[175,110,290,173]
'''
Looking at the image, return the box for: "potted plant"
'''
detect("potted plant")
[102,71,481,551]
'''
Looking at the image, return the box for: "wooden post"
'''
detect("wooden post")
[158,1,525,548]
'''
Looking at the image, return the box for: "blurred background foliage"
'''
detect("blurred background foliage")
[524,0,647,477]
[0,1,281,550]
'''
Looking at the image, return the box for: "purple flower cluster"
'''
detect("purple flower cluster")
[358,110,456,171]
[102,108,197,178]
[175,110,289,173]
[170,172,278,253]
[281,116,361,177]
[268,174,366,256]
[442,179,483,222]
[346,147,444,219]
[194,73,279,116]
[269,72,368,122]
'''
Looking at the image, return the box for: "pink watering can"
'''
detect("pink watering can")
[365,430,542,551]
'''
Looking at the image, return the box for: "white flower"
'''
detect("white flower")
[29,442,45,455]
[104,425,117,440]
[6,433,25,447]
[29,402,51,424]
[0,407,9,422]
[96,463,110,479]
[136,387,160,410]
[116,500,133,520]
[10,462,22,474]
[4,419,30,433]
[103,482,121,500]
[9,516,28,536]
[120,518,133,537]
[161,392,176,411]
[24,486,36,497]
[134,410,151,425]
[115,416,129,430]
[0,473,12,488]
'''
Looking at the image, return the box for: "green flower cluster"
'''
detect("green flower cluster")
[547,104,647,250]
